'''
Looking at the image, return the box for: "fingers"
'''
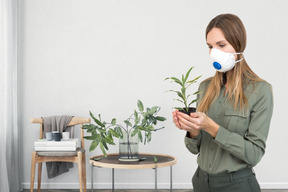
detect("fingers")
[178,115,198,131]
[176,112,201,130]
[172,110,202,131]
[189,112,200,118]
[172,110,191,131]
[173,111,216,138]
[172,110,181,129]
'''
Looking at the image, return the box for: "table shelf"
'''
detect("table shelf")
[90,153,177,192]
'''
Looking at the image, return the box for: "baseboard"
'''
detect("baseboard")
[22,182,288,189]
[24,182,178,189]
[260,183,288,189]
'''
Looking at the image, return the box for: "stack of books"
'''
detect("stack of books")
[34,138,80,151]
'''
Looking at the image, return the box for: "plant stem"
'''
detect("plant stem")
[127,133,130,159]
[127,129,133,159]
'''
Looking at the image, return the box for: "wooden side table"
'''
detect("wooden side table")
[90,153,177,192]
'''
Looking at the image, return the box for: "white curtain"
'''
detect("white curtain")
[0,0,21,191]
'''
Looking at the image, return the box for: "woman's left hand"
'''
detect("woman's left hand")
[176,111,220,138]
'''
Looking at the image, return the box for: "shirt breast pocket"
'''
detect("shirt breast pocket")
[224,110,249,136]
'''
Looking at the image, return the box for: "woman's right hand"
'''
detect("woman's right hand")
[172,110,201,138]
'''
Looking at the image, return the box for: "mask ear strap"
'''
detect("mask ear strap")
[235,57,244,63]
[234,52,244,63]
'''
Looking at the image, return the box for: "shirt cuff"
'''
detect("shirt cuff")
[185,132,201,146]
[215,126,229,145]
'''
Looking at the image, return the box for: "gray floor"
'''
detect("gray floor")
[23,190,288,192]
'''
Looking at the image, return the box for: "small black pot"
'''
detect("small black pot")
[179,107,196,115]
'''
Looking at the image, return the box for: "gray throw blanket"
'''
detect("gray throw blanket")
[42,115,74,179]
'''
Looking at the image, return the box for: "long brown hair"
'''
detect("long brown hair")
[197,14,263,113]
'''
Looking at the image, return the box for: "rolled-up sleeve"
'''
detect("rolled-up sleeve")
[185,131,202,154]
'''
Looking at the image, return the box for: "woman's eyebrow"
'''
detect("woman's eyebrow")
[216,40,228,44]
[206,40,227,46]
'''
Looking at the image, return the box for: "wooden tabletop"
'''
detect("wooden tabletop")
[90,153,177,169]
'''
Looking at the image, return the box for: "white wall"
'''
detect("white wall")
[19,0,288,189]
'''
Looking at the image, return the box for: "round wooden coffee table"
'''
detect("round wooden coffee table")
[90,153,177,192]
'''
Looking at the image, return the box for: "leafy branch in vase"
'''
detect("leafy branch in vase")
[82,100,166,157]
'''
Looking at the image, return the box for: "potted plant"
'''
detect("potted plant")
[164,66,202,115]
[82,100,166,161]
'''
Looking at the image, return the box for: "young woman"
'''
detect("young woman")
[172,14,273,192]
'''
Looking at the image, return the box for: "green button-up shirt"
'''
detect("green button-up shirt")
[185,80,273,174]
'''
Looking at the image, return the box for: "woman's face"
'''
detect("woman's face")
[206,27,236,56]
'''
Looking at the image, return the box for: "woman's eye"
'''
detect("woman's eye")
[219,44,226,48]
[208,45,213,49]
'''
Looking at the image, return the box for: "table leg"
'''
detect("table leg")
[154,165,158,191]
[170,166,172,192]
[91,164,94,192]
[112,168,115,192]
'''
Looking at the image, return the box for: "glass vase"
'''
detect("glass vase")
[119,131,139,161]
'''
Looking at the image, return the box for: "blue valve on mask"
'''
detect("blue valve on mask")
[213,62,222,70]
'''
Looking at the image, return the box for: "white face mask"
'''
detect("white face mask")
[210,48,244,73]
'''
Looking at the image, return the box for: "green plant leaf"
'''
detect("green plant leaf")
[189,99,198,106]
[176,91,185,100]
[134,110,139,124]
[82,124,90,129]
[181,87,186,98]
[131,127,139,137]
[146,132,152,142]
[111,118,116,125]
[89,112,104,127]
[110,129,120,138]
[124,120,132,127]
[165,77,183,86]
[148,106,159,115]
[193,90,202,95]
[107,129,112,137]
[156,116,166,121]
[148,116,157,125]
[174,99,184,103]
[102,137,115,145]
[114,127,123,138]
[186,75,202,84]
[97,127,106,134]
[146,126,155,131]
[101,140,109,150]
[89,139,100,151]
[138,130,143,142]
[184,67,194,83]
[168,90,185,100]
[89,111,99,124]
[100,142,107,157]
[154,156,158,163]
[87,129,93,133]
[83,136,96,140]
[136,126,145,130]
[137,100,144,112]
